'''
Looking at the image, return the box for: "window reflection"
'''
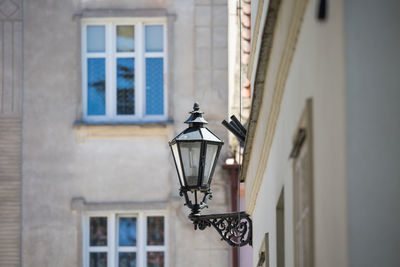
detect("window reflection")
[87,25,105,53]
[147,217,164,245]
[145,25,163,52]
[90,217,107,246]
[147,252,164,267]
[145,58,164,115]
[87,58,106,115]
[119,252,136,267]
[90,252,107,267]
[119,217,137,246]
[117,58,135,115]
[117,25,135,52]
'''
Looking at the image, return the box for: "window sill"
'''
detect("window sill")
[74,120,174,141]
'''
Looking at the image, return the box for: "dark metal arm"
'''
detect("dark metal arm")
[189,211,252,247]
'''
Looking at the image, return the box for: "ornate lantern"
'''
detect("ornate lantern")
[169,103,223,215]
[169,103,252,247]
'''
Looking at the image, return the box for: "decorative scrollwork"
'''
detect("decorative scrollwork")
[189,212,252,247]
[195,219,211,230]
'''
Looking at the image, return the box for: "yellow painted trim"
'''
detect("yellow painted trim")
[246,0,309,215]
[74,123,173,141]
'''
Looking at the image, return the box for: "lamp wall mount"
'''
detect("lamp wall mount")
[222,115,247,145]
[189,212,252,247]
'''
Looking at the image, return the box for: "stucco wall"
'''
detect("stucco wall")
[0,0,23,265]
[345,0,400,266]
[246,0,347,266]
[22,0,230,266]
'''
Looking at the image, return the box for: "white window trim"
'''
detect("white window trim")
[82,210,168,267]
[81,17,168,123]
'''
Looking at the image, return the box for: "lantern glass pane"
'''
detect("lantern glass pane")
[171,143,185,186]
[202,144,219,186]
[180,142,201,186]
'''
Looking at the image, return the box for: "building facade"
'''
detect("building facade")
[241,0,400,266]
[0,0,233,266]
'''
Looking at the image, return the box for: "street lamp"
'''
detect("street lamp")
[169,103,252,247]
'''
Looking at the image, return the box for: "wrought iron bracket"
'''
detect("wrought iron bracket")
[189,211,252,247]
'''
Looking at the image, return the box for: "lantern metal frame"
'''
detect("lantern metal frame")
[169,103,252,247]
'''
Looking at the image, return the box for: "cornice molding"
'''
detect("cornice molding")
[73,8,176,21]
[71,197,169,211]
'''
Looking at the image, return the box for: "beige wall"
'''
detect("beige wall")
[244,0,347,266]
[22,0,230,266]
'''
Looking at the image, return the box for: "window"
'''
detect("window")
[276,190,284,267]
[257,233,269,267]
[82,18,167,122]
[84,212,167,267]
[292,99,314,267]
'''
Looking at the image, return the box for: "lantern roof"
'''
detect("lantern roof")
[171,126,224,143]
[170,103,224,145]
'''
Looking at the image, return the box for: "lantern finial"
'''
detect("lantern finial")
[184,102,208,126]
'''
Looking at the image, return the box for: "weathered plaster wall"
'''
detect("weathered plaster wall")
[345,0,400,266]
[0,0,23,265]
[22,0,230,266]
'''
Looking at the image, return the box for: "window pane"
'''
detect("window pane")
[147,252,164,267]
[90,217,107,246]
[90,252,107,267]
[145,25,163,52]
[147,216,164,245]
[117,58,135,115]
[87,25,105,53]
[117,25,135,52]
[119,217,137,246]
[119,252,136,267]
[145,58,163,115]
[87,58,106,115]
